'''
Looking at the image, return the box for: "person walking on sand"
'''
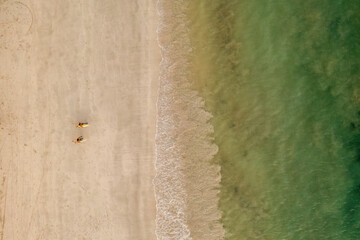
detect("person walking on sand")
[73,136,86,143]
[77,122,89,128]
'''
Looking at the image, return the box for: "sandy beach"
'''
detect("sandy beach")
[0,0,159,239]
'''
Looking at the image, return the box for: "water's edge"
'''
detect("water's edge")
[153,0,224,239]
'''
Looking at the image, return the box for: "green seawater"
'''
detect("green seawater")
[187,1,360,239]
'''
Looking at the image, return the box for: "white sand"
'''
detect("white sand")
[0,0,159,239]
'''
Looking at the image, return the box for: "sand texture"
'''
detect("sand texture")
[0,0,159,239]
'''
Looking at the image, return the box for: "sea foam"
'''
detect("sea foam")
[153,0,224,239]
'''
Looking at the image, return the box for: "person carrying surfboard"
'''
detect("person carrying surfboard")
[73,136,86,143]
[77,122,89,128]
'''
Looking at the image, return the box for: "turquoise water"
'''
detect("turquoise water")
[187,1,360,239]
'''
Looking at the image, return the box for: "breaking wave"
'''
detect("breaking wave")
[153,0,224,239]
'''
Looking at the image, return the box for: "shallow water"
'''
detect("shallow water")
[187,1,360,239]
[155,0,360,239]
[154,1,224,239]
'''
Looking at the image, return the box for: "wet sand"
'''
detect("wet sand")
[0,0,159,239]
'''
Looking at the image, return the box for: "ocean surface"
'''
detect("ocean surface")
[154,1,360,239]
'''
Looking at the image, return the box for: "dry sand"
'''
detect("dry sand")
[0,0,159,239]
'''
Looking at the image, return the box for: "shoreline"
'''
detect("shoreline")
[154,0,224,239]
